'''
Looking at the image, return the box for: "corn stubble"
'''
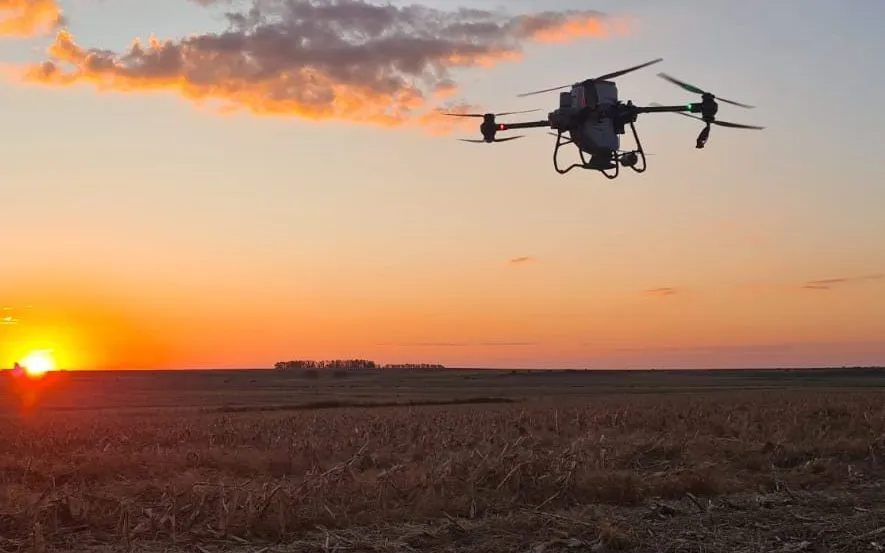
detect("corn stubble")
[2,391,884,552]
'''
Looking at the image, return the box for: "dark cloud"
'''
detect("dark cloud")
[643,287,678,297]
[18,0,624,129]
[611,343,800,354]
[379,341,538,347]
[801,274,883,290]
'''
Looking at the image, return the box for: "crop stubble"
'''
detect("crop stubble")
[1,389,884,552]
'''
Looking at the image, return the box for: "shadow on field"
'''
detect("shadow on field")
[212,396,520,413]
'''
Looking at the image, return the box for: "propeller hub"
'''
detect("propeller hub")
[480,120,496,141]
[700,93,718,121]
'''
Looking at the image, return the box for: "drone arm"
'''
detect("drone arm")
[630,103,714,149]
[632,103,701,115]
[496,120,551,131]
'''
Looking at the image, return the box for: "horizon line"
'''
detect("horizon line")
[7,365,884,373]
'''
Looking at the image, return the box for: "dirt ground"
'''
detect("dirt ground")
[45,483,885,553]
[1,368,882,553]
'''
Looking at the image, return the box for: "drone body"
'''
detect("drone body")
[551,79,624,174]
[443,58,764,179]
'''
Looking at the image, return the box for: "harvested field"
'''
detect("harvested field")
[0,368,883,552]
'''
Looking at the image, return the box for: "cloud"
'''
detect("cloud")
[801,274,883,290]
[13,0,627,130]
[611,343,799,355]
[379,340,538,347]
[0,0,64,37]
[0,305,29,325]
[404,342,470,347]
[508,256,534,265]
[642,287,678,298]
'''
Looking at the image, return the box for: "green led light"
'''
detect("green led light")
[687,104,693,112]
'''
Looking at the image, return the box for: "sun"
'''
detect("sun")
[18,349,57,377]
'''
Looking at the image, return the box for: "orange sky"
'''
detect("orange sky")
[2,260,884,369]
[2,0,884,370]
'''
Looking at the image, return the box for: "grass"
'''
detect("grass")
[0,367,883,552]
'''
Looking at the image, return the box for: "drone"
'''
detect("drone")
[442,58,764,179]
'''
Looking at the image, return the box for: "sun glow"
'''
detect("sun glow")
[18,349,57,377]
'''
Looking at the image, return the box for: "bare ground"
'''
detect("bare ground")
[0,370,883,552]
[30,484,885,552]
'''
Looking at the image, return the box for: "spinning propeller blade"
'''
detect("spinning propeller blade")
[458,135,525,143]
[712,120,765,130]
[442,109,540,118]
[517,58,663,98]
[656,73,755,109]
[594,58,665,82]
[493,109,540,117]
[516,84,572,98]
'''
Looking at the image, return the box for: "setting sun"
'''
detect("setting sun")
[18,349,57,377]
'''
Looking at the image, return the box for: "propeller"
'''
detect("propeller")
[445,109,538,143]
[441,109,540,118]
[649,103,764,130]
[459,135,525,143]
[649,102,763,149]
[656,73,755,109]
[517,58,663,98]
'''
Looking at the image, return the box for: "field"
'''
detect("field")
[0,367,884,553]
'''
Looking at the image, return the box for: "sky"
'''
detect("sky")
[1,0,884,370]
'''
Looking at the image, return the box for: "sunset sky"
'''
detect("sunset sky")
[2,0,884,370]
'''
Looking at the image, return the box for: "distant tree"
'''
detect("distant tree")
[275,359,445,371]
[275,359,378,371]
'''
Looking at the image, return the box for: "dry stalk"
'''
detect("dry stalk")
[0,389,883,549]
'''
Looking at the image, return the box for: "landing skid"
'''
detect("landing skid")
[551,121,648,179]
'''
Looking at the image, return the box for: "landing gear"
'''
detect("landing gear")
[551,121,648,179]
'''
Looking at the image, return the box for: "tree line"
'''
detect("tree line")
[274,359,446,370]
